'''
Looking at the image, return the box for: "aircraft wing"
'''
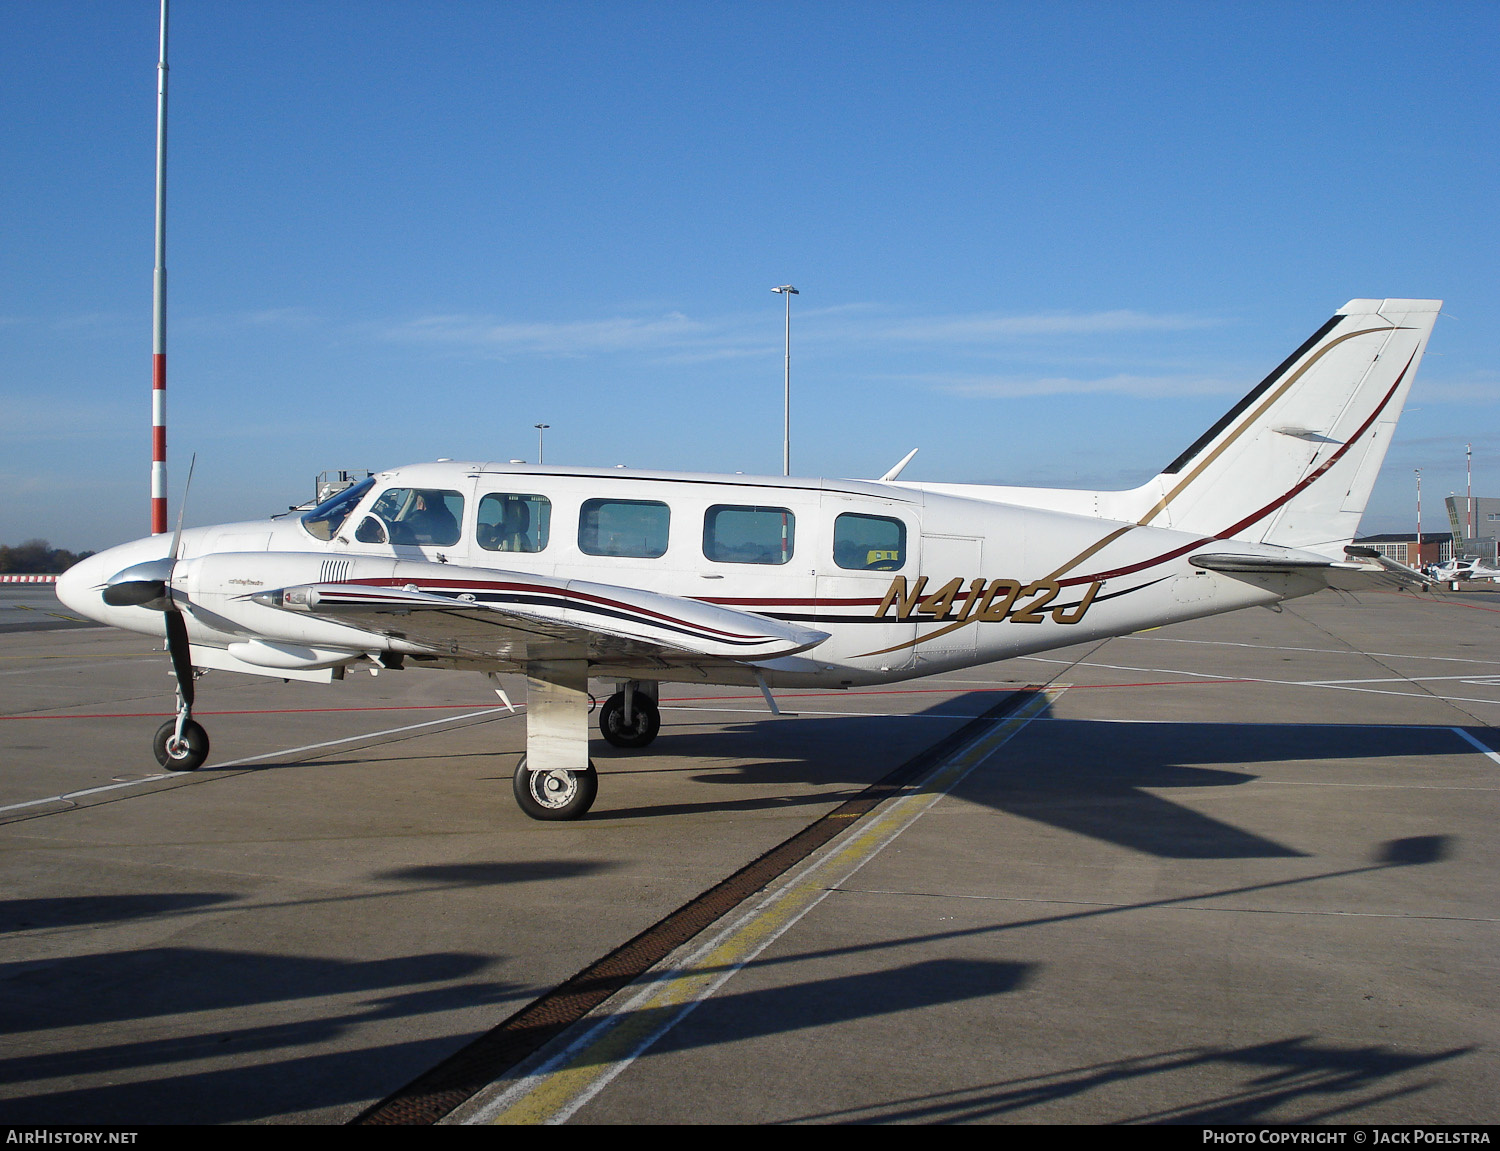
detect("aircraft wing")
[251,562,829,668]
[1189,545,1434,593]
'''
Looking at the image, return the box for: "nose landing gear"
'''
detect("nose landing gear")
[154,717,210,771]
[155,611,210,771]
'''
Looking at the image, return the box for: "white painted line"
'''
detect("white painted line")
[0,774,177,813]
[1296,673,1500,686]
[0,657,167,678]
[1450,727,1500,766]
[1017,656,1500,708]
[660,705,983,720]
[0,705,515,816]
[208,705,515,768]
[461,686,1064,1126]
[834,887,1500,923]
[1125,635,1500,666]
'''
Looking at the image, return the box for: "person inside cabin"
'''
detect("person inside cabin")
[405,491,458,546]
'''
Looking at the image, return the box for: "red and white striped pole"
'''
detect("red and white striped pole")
[1467,443,1473,547]
[150,0,169,535]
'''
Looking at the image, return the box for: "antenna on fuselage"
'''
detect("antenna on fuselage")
[150,0,170,535]
[878,447,919,482]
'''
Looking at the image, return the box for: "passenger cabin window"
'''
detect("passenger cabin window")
[703,505,795,565]
[301,477,374,541]
[477,493,550,553]
[833,512,906,571]
[579,498,669,559]
[356,487,464,547]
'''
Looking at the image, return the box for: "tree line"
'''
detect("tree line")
[0,540,96,574]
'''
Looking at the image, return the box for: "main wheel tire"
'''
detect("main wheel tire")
[512,754,598,821]
[599,692,661,748]
[153,719,210,771]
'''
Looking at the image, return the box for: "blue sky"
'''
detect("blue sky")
[2,1,1496,552]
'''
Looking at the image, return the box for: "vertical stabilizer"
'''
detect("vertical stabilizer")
[1133,299,1441,556]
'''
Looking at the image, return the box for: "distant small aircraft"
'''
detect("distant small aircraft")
[1432,556,1500,586]
[59,298,1441,820]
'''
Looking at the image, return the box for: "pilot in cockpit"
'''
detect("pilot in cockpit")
[405,492,458,546]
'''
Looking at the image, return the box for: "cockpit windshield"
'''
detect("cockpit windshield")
[300,477,375,541]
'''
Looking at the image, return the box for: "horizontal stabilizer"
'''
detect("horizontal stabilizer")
[1189,545,1433,592]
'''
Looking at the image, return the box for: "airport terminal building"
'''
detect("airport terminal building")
[1355,532,1453,567]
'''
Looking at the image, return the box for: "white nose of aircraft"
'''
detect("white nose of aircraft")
[56,536,173,625]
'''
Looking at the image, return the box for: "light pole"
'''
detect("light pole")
[771,285,798,476]
[1415,468,1423,566]
[534,424,549,465]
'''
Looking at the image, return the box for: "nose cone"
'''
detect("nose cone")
[56,551,112,621]
[57,537,173,624]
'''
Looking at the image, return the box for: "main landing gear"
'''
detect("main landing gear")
[512,754,598,821]
[512,672,661,822]
[599,682,661,749]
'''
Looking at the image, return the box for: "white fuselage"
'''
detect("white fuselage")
[60,461,1311,690]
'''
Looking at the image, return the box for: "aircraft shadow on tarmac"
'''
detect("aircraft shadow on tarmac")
[566,832,1462,1124]
[779,1035,1474,1124]
[0,945,521,1124]
[0,694,1473,1124]
[593,690,1467,860]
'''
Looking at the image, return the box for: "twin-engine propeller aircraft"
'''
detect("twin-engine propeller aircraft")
[59,298,1441,820]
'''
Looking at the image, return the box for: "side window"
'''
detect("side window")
[579,498,670,559]
[703,505,795,565]
[477,493,550,553]
[833,513,906,571]
[365,487,464,547]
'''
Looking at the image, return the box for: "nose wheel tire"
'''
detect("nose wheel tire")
[153,720,210,771]
[599,692,661,748]
[512,754,598,821]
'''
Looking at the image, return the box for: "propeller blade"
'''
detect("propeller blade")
[164,609,195,710]
[171,453,197,562]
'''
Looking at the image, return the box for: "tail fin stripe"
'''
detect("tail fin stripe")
[1053,347,1418,588]
[1161,314,1342,475]
[1137,325,1395,528]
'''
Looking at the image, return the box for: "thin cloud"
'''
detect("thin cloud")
[387,311,730,356]
[876,310,1222,342]
[913,372,1240,399]
[375,304,1224,361]
[1410,372,1500,404]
